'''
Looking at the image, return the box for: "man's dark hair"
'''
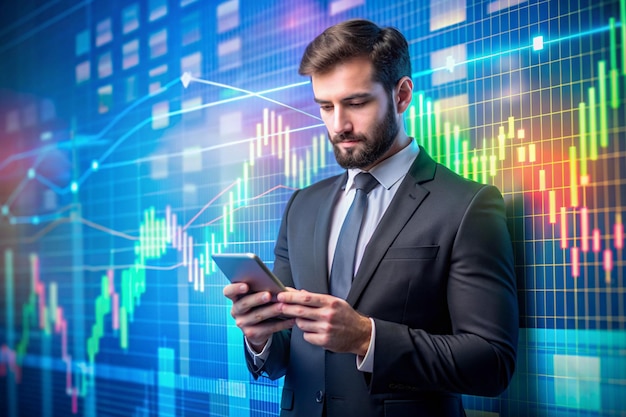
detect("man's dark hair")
[298,19,412,93]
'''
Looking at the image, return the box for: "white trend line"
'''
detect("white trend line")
[182,73,322,122]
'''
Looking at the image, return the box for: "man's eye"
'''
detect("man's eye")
[320,105,333,111]
[349,102,366,107]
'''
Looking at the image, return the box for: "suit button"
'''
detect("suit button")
[315,390,324,403]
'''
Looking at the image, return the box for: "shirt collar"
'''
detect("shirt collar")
[344,139,420,192]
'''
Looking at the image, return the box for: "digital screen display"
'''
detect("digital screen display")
[0,0,624,416]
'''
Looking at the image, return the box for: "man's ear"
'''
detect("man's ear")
[395,76,413,114]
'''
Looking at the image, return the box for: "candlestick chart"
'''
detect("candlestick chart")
[0,0,624,416]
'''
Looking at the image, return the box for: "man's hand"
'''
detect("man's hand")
[276,290,372,356]
[223,283,295,352]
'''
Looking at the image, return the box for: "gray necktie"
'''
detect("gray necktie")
[330,172,379,299]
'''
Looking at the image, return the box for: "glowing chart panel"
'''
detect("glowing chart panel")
[0,1,624,416]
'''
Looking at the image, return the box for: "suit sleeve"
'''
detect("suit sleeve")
[243,190,299,380]
[369,185,518,397]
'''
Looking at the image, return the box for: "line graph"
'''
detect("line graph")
[4,8,623,224]
[0,74,321,224]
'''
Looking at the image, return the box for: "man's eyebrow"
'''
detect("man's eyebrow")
[313,93,373,104]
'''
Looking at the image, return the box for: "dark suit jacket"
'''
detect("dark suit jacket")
[246,146,518,417]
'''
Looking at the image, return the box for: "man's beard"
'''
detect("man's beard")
[331,101,399,169]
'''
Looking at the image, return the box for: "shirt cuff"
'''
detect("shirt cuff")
[356,318,375,373]
[245,335,273,368]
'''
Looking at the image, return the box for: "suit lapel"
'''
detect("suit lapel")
[346,147,437,306]
[311,173,346,295]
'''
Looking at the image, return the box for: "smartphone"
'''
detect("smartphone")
[212,253,286,298]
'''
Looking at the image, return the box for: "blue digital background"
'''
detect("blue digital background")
[0,0,624,416]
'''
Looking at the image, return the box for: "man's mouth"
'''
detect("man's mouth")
[334,135,363,144]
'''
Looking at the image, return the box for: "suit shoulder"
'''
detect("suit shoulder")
[413,146,497,197]
[435,163,487,191]
[424,163,505,210]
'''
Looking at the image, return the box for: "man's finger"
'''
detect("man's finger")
[277,289,324,306]
[233,291,273,315]
[223,283,249,299]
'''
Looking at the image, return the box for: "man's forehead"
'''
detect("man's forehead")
[310,63,382,101]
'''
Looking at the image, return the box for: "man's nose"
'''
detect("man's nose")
[332,107,352,134]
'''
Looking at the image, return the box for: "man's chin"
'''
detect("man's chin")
[335,152,367,169]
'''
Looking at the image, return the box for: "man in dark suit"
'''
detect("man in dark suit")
[223,19,518,417]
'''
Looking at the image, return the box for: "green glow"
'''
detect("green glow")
[610,68,620,109]
[462,140,469,179]
[136,208,167,261]
[588,87,598,160]
[480,143,488,184]
[471,152,479,182]
[598,61,608,148]
[87,275,111,363]
[490,154,497,177]
[609,18,621,109]
[453,126,461,174]
[508,116,515,139]
[120,306,128,349]
[426,100,433,155]
[497,132,505,163]
[15,255,39,365]
[444,122,451,169]
[119,265,145,350]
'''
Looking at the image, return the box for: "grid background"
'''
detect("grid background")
[0,0,624,416]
